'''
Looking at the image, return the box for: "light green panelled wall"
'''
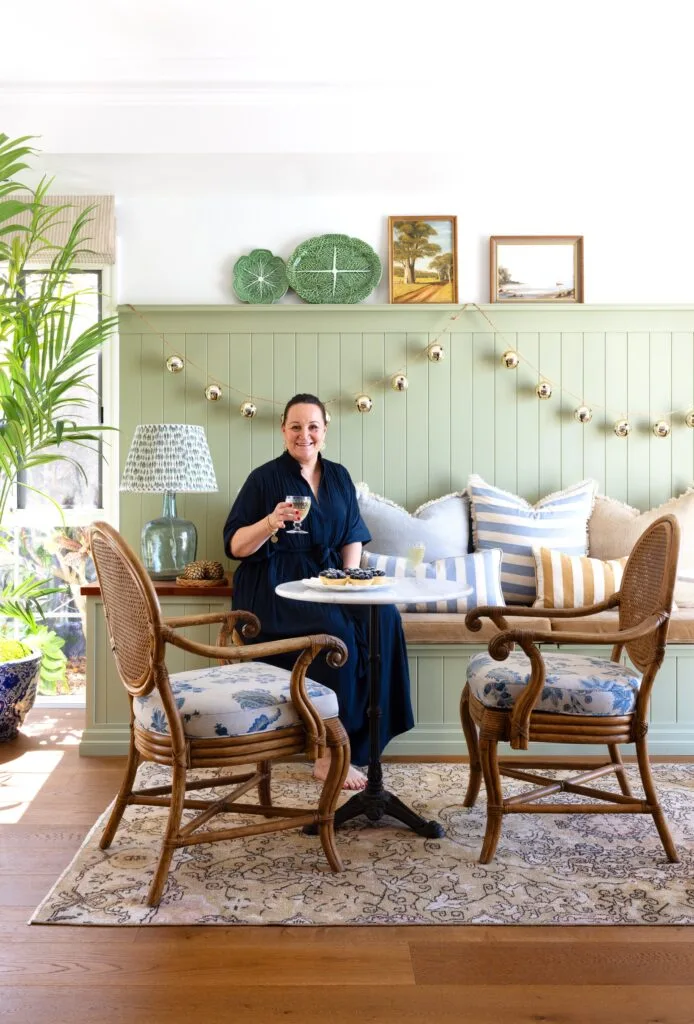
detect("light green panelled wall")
[75,303,694,756]
[118,304,694,562]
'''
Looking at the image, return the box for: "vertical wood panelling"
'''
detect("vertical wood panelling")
[427,332,452,497]
[626,332,651,509]
[582,332,606,495]
[671,332,694,497]
[537,332,562,497]
[649,332,673,510]
[384,333,407,505]
[604,332,629,503]
[362,333,385,493]
[515,333,540,503]
[560,333,584,488]
[118,308,694,561]
[449,331,473,490]
[405,333,429,509]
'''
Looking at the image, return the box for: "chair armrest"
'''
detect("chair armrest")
[484,611,669,751]
[465,595,619,633]
[163,610,261,649]
[158,628,348,758]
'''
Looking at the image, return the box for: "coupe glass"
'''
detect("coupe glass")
[407,541,426,568]
[285,494,311,534]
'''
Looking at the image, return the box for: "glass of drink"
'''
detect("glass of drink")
[285,494,311,534]
[407,541,426,568]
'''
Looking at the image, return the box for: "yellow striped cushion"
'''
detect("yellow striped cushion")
[532,547,628,609]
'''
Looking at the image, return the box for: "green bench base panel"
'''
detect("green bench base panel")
[80,600,694,757]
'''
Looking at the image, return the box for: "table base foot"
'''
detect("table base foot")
[304,788,444,838]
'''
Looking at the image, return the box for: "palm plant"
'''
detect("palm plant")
[0,133,117,687]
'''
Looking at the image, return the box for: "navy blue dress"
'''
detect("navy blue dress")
[223,451,414,764]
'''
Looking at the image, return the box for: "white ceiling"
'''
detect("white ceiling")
[1,0,690,157]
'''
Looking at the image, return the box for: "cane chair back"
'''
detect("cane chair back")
[87,521,351,906]
[89,522,162,698]
[618,514,679,672]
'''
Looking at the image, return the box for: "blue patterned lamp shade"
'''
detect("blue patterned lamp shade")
[120,424,218,579]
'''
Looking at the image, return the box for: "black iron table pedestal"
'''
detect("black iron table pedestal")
[328,602,444,837]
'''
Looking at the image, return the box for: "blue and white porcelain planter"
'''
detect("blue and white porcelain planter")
[0,650,42,741]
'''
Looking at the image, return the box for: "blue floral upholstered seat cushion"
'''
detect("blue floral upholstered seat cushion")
[134,662,339,739]
[467,651,642,716]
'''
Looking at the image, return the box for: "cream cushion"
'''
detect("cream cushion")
[589,492,694,606]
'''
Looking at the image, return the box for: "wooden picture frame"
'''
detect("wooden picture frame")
[388,215,458,303]
[490,235,584,303]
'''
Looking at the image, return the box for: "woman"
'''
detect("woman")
[223,393,414,790]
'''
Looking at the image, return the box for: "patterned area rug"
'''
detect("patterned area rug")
[31,762,694,926]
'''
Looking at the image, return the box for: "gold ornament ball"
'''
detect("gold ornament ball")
[427,344,445,362]
[391,373,409,392]
[653,420,671,438]
[355,394,373,413]
[501,349,520,369]
[536,381,553,400]
[686,410,694,428]
[240,400,257,418]
[166,354,185,374]
[574,405,593,424]
[205,384,223,402]
[614,419,632,438]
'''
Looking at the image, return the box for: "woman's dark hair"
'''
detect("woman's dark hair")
[281,393,327,425]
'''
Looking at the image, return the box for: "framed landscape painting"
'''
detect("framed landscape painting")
[490,235,584,303]
[389,215,458,303]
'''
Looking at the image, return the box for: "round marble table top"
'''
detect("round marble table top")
[275,577,472,607]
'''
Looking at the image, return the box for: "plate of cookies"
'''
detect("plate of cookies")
[302,568,395,591]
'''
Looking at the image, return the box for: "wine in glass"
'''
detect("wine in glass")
[407,541,426,569]
[285,494,311,534]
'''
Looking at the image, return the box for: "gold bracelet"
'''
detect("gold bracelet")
[266,514,277,535]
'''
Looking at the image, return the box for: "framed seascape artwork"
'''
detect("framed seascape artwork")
[490,235,584,303]
[388,215,458,303]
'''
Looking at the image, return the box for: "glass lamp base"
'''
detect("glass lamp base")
[141,515,197,580]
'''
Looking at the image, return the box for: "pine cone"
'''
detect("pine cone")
[201,560,225,580]
[182,561,207,580]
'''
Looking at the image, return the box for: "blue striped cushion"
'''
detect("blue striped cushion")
[361,549,504,612]
[468,476,597,605]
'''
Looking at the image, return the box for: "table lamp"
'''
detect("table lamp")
[120,423,218,580]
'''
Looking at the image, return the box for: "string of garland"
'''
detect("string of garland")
[126,302,694,436]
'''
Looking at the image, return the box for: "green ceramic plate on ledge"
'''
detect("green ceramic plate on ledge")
[286,234,382,304]
[232,249,289,304]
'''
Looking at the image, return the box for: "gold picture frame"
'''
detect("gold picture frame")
[388,215,458,303]
[490,235,584,303]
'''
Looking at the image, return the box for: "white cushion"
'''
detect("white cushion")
[467,650,641,716]
[356,483,469,562]
[134,662,339,739]
[361,549,504,612]
[589,492,694,606]
[468,475,597,605]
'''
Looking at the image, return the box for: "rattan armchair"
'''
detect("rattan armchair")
[88,521,350,906]
[460,513,680,864]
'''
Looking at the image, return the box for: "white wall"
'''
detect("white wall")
[2,0,692,305]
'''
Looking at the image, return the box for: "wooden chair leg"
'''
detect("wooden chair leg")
[317,718,349,873]
[479,734,504,864]
[257,759,272,816]
[635,732,679,863]
[100,734,141,850]
[147,761,187,906]
[460,683,482,807]
[608,743,633,797]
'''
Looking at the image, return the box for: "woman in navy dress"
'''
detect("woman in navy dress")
[223,393,413,790]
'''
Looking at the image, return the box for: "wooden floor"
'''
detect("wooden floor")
[3,711,694,1024]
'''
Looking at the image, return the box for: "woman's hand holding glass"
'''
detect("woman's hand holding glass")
[285,494,312,534]
[268,500,302,534]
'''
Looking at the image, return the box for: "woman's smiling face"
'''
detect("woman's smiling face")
[281,403,327,464]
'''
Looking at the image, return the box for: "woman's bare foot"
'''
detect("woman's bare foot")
[313,752,367,791]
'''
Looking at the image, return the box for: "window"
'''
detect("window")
[2,266,118,701]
